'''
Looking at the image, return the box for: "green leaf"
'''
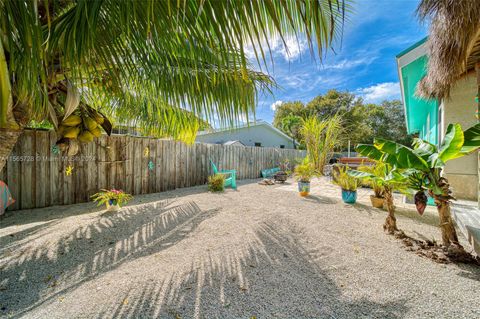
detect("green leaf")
[438,123,464,162]
[356,144,384,161]
[412,138,437,159]
[374,138,429,170]
[347,169,375,179]
[460,122,480,154]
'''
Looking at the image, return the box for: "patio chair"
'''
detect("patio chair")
[210,160,237,190]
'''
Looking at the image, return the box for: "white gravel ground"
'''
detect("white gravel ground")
[1,178,479,319]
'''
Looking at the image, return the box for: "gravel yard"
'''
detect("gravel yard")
[1,178,479,319]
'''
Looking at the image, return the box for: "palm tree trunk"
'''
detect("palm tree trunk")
[433,195,461,248]
[383,189,397,234]
[0,128,22,171]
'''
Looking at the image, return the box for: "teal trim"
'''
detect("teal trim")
[399,55,438,144]
[396,37,428,58]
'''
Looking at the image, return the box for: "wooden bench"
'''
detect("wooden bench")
[338,157,374,167]
[261,167,280,178]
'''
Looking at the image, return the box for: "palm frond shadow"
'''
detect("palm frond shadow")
[94,220,409,318]
[1,198,218,316]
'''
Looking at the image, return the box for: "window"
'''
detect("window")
[254,142,261,147]
[280,145,285,149]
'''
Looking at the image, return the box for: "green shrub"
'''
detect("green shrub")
[91,188,133,207]
[208,174,225,192]
[332,165,359,191]
[294,157,316,182]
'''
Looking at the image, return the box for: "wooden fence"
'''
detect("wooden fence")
[1,129,305,211]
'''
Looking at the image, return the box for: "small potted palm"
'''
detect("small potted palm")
[294,158,316,197]
[332,165,359,204]
[358,164,385,208]
[91,188,133,211]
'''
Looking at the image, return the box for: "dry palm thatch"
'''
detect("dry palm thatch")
[416,0,480,99]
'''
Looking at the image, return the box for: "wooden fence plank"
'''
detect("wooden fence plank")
[5,131,306,210]
[34,131,47,207]
[6,134,21,210]
[20,131,34,209]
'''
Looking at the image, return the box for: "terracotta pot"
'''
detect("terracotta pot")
[370,195,384,208]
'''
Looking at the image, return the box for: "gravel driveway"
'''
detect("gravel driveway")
[1,179,479,319]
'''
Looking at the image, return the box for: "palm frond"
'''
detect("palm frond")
[0,0,351,141]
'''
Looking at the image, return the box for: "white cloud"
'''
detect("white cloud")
[323,57,375,70]
[244,35,308,62]
[356,82,401,103]
[270,100,283,111]
[281,37,308,61]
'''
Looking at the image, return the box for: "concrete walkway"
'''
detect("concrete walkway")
[452,200,480,255]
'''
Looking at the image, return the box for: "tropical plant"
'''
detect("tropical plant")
[357,164,384,198]
[0,0,351,171]
[300,115,343,175]
[91,189,133,207]
[281,114,303,149]
[273,91,413,149]
[349,162,408,234]
[294,158,316,183]
[332,165,359,191]
[208,174,225,192]
[356,123,480,252]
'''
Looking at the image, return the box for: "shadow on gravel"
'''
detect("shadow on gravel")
[303,194,337,205]
[98,220,410,319]
[0,198,218,317]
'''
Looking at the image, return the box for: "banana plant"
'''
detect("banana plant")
[348,162,408,234]
[356,123,480,251]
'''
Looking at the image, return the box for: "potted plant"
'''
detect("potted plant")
[348,163,408,234]
[208,174,225,192]
[332,165,359,204]
[91,188,133,211]
[357,164,385,208]
[294,158,316,196]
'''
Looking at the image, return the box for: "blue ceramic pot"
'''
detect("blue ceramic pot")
[341,189,357,204]
[298,181,310,193]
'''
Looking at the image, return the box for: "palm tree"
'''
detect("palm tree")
[349,162,408,234]
[300,115,343,175]
[357,123,480,255]
[281,114,302,149]
[0,0,351,170]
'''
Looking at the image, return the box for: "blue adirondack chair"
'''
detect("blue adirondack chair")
[210,160,237,190]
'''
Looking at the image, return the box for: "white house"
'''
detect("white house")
[195,121,296,149]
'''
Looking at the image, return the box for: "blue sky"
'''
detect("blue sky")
[252,0,428,123]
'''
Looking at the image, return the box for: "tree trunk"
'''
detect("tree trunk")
[433,195,461,248]
[383,189,398,234]
[0,128,22,171]
[0,92,23,172]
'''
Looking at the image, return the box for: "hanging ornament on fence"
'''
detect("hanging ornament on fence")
[51,144,60,155]
[143,147,150,157]
[65,165,74,176]
[148,160,155,171]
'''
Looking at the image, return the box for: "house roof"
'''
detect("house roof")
[197,120,297,144]
[416,0,480,99]
[222,140,245,146]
